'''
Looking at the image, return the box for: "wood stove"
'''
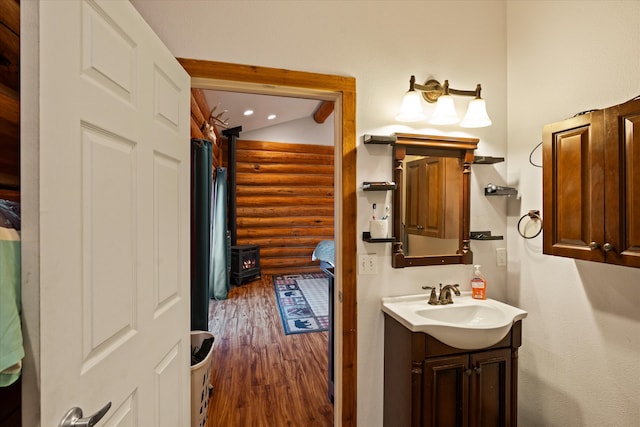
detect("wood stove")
[230,245,261,285]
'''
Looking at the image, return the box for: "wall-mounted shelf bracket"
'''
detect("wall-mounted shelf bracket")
[485,183,518,196]
[473,156,504,164]
[363,181,397,191]
[363,134,397,145]
[362,231,395,243]
[470,230,504,240]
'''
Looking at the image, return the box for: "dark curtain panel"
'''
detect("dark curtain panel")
[190,139,212,331]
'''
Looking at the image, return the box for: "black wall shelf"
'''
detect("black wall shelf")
[363,134,396,145]
[485,187,518,196]
[470,231,504,240]
[363,181,396,191]
[473,156,505,164]
[362,231,394,243]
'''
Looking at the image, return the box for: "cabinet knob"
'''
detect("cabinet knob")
[474,366,482,375]
[589,241,600,250]
[603,243,615,252]
[465,369,472,376]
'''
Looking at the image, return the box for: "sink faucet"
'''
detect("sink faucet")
[439,284,461,304]
[421,283,460,305]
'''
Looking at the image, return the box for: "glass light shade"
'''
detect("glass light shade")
[395,90,426,122]
[460,98,492,128]
[429,95,459,125]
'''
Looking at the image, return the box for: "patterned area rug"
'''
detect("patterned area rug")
[273,273,329,335]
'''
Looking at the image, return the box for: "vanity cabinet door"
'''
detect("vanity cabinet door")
[469,349,512,427]
[421,354,469,427]
[421,355,469,427]
[421,349,512,427]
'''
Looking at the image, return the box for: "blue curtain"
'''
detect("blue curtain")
[210,167,229,300]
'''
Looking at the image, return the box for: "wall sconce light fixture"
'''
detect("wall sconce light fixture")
[396,75,492,128]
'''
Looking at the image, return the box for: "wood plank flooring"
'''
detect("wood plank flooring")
[206,275,333,427]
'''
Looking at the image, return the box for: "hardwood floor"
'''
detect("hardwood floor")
[206,275,333,427]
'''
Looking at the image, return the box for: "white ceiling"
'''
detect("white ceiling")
[203,90,322,133]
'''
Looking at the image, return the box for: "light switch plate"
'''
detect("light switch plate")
[496,248,507,267]
[359,254,378,275]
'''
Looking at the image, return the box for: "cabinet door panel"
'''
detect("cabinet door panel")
[424,157,444,238]
[423,355,469,427]
[543,112,605,261]
[469,349,511,427]
[406,159,424,235]
[605,99,640,267]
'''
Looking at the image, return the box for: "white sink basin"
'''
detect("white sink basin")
[381,293,527,350]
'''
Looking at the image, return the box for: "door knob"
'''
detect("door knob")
[59,402,111,427]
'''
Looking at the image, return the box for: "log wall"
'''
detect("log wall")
[224,139,335,276]
[190,88,222,170]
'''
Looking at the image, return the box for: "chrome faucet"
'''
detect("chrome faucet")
[421,283,461,305]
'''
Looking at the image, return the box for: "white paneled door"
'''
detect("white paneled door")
[32,1,190,425]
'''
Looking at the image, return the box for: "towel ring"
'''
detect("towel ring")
[517,210,543,239]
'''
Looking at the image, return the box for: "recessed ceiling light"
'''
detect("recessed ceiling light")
[267,114,277,120]
[243,109,254,116]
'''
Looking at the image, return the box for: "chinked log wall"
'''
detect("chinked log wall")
[223,139,334,276]
[190,88,222,170]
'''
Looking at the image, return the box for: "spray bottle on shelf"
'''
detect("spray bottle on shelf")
[471,265,487,300]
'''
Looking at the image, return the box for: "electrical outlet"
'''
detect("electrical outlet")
[358,254,378,275]
[496,248,507,267]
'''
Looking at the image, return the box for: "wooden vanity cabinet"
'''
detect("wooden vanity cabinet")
[405,156,460,239]
[542,98,640,267]
[383,315,522,427]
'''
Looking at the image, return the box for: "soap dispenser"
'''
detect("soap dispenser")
[471,265,487,300]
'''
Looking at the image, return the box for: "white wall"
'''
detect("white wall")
[126,1,640,426]
[507,2,640,426]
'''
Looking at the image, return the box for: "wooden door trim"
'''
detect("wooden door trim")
[178,58,357,426]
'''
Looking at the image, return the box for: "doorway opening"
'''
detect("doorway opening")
[179,58,357,426]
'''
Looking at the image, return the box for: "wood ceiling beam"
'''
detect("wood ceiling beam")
[313,100,334,124]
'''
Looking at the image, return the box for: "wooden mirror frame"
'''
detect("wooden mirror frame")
[391,133,478,267]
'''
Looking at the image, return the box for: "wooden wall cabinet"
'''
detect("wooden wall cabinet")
[405,157,460,239]
[542,98,640,268]
[383,315,522,427]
